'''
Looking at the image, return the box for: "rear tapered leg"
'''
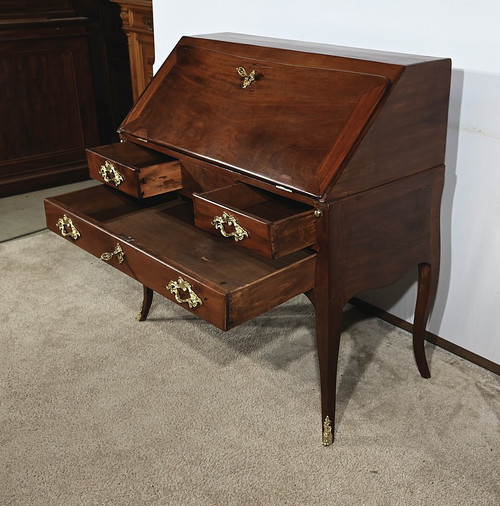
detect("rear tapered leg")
[136,285,153,321]
[413,262,439,378]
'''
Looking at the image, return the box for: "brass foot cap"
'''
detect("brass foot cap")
[322,415,333,446]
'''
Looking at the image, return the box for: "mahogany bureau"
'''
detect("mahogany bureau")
[45,33,451,445]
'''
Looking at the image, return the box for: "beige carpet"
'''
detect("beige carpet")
[1,232,499,505]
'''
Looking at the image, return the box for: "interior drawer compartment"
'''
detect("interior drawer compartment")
[86,141,182,198]
[193,183,317,259]
[44,185,316,330]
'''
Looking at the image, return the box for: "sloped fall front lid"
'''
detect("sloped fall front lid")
[119,40,389,197]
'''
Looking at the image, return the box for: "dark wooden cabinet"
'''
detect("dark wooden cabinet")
[0,1,75,20]
[0,1,133,197]
[0,4,99,197]
[74,0,134,145]
[45,34,451,445]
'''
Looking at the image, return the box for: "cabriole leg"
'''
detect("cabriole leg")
[136,285,153,322]
[412,262,439,378]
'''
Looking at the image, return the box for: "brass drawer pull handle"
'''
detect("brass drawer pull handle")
[212,211,249,242]
[167,277,202,309]
[100,243,125,264]
[236,67,256,88]
[56,214,81,240]
[99,160,124,187]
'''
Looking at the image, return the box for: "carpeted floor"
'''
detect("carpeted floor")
[1,232,499,505]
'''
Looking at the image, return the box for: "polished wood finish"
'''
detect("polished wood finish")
[45,34,451,444]
[137,285,153,321]
[193,184,316,258]
[330,60,451,198]
[120,44,389,197]
[45,185,315,330]
[0,7,98,197]
[111,0,154,102]
[312,167,444,429]
[86,141,182,198]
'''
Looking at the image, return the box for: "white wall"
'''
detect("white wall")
[152,0,500,365]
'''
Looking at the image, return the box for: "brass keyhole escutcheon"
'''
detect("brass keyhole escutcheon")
[236,67,257,88]
[100,243,125,264]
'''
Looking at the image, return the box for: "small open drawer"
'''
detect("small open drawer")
[193,183,317,259]
[86,141,182,198]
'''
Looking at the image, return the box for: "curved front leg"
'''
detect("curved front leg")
[413,262,439,378]
[136,285,153,322]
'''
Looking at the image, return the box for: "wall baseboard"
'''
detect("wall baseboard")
[350,298,500,376]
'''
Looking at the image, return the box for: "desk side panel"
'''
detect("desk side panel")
[327,58,451,199]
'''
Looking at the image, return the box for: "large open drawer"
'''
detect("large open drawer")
[44,185,316,330]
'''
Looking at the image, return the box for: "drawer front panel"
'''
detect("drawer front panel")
[193,184,316,259]
[86,142,183,199]
[194,195,272,257]
[227,255,315,328]
[87,149,140,196]
[45,200,227,329]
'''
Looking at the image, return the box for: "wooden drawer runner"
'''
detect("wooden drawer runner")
[44,185,316,330]
[86,141,182,198]
[193,183,317,259]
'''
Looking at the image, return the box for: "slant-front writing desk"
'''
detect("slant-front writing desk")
[45,33,451,445]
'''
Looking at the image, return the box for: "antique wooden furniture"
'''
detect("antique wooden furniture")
[74,0,134,144]
[0,1,98,197]
[45,33,451,445]
[111,0,154,102]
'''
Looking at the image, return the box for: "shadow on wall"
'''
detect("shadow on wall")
[358,68,464,334]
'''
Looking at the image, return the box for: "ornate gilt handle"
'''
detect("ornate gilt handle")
[99,160,124,187]
[212,211,249,242]
[56,214,81,240]
[236,67,256,88]
[100,243,125,264]
[167,277,202,309]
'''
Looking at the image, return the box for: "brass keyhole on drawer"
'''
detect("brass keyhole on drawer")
[167,277,202,309]
[236,67,257,88]
[100,243,125,264]
[99,160,124,187]
[212,212,249,242]
[56,214,81,240]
